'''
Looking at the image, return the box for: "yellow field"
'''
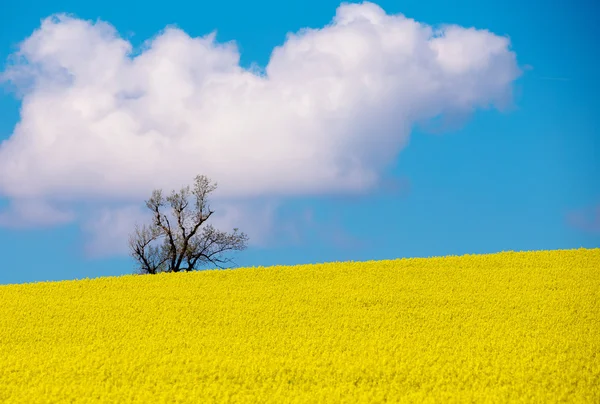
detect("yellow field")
[0,248,598,403]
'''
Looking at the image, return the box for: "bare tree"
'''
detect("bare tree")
[129,175,249,274]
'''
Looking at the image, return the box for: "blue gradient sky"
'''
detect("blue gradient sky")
[0,0,598,285]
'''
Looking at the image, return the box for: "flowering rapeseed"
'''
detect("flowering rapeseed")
[0,248,598,403]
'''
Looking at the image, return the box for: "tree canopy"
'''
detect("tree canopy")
[129,175,248,274]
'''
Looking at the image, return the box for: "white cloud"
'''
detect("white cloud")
[0,199,75,228]
[0,2,520,255]
[294,206,368,250]
[79,199,315,258]
[81,204,147,258]
[566,204,600,234]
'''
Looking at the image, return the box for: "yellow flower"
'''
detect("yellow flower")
[0,248,598,403]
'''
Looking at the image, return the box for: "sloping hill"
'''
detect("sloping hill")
[1,248,598,403]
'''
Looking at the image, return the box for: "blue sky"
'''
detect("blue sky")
[0,0,598,285]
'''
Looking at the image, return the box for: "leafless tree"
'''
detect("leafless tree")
[129,175,249,274]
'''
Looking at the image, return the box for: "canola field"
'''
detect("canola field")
[0,248,599,403]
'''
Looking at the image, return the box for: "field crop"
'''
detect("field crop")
[0,248,598,403]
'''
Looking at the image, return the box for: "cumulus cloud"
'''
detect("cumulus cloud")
[0,2,520,255]
[299,207,367,250]
[79,199,284,258]
[0,199,75,228]
[80,204,147,258]
[79,198,359,259]
[566,204,600,234]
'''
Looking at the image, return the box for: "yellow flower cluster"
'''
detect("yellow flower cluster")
[0,248,598,403]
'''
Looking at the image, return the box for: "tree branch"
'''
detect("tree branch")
[130,175,248,275]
